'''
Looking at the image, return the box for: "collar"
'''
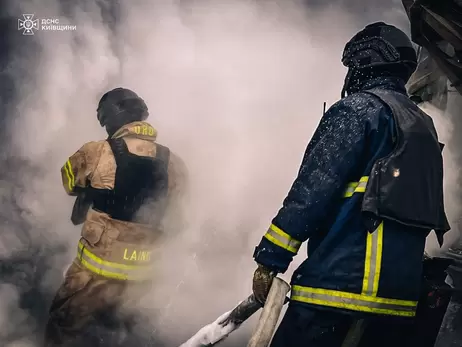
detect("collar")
[350,76,408,96]
[111,121,158,141]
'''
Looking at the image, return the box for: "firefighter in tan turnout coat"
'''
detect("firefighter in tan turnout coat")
[44,88,187,346]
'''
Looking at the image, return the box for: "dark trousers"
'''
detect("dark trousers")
[270,304,415,347]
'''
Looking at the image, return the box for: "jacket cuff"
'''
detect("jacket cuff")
[253,240,293,274]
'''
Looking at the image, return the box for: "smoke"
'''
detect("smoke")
[418,95,462,256]
[0,0,461,346]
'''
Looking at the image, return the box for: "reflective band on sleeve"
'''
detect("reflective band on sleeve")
[343,176,369,198]
[63,160,75,192]
[291,286,417,317]
[362,222,384,296]
[263,224,302,254]
[77,241,152,281]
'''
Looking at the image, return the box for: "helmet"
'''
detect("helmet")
[97,87,149,134]
[341,22,418,97]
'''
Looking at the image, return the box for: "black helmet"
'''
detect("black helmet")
[341,22,417,97]
[97,87,149,135]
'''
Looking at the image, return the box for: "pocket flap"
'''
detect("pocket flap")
[82,217,105,246]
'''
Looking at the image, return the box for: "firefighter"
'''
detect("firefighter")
[44,87,188,346]
[251,22,451,347]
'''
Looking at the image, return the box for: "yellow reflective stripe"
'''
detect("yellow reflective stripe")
[343,176,369,197]
[79,257,129,280]
[373,225,384,295]
[362,222,384,296]
[264,224,302,254]
[292,286,417,306]
[343,182,358,197]
[63,163,73,192]
[362,230,372,294]
[66,160,75,188]
[291,286,417,317]
[77,241,151,280]
[355,176,368,193]
[78,242,138,270]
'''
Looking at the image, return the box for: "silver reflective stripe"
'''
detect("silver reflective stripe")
[291,287,417,317]
[77,243,151,280]
[361,222,384,296]
[344,185,356,197]
[355,179,368,192]
[343,176,369,197]
[264,224,301,254]
[78,248,128,277]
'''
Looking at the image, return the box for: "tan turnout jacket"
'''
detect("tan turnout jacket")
[61,121,187,280]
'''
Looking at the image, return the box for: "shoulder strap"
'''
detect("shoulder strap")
[108,138,171,167]
[155,143,170,165]
[364,88,440,145]
[107,138,129,165]
[363,88,404,103]
[361,89,401,145]
[364,89,429,126]
[361,88,408,117]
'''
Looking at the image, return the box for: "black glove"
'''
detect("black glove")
[252,263,276,305]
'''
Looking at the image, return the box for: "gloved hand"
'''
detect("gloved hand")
[252,264,276,305]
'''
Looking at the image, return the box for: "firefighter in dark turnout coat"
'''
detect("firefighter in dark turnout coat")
[251,22,450,347]
[44,88,188,346]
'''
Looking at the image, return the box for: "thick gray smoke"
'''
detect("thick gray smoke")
[419,96,462,256]
[0,0,460,346]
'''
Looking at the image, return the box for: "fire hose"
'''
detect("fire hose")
[179,277,290,347]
